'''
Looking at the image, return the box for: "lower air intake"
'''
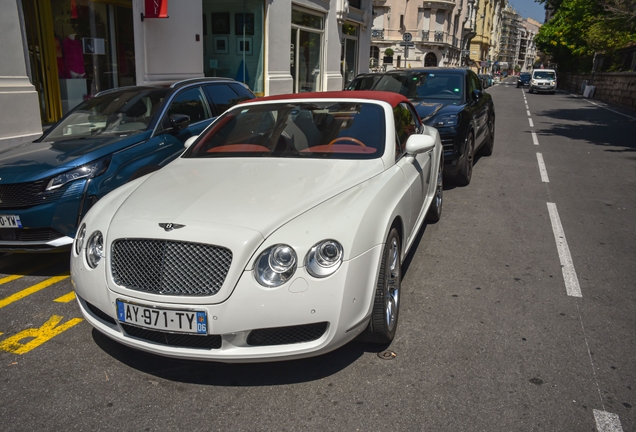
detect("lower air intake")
[246,322,328,346]
[121,324,222,349]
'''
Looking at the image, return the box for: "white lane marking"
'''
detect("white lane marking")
[547,202,582,297]
[527,110,531,116]
[571,94,636,121]
[531,132,539,145]
[536,153,550,182]
[529,118,534,127]
[593,410,624,432]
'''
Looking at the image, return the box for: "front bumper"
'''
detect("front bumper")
[0,199,81,252]
[530,83,556,93]
[73,245,383,362]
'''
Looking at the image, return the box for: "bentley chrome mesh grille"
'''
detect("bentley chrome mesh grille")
[111,239,232,296]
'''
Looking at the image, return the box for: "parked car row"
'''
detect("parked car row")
[347,67,496,187]
[1,69,493,363]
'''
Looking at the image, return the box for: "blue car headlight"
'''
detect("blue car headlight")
[46,157,111,191]
[430,114,458,128]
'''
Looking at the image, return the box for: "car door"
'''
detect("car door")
[467,71,489,144]
[394,103,430,239]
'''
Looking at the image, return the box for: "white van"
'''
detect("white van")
[529,69,557,94]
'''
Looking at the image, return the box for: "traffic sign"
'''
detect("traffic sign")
[403,32,412,42]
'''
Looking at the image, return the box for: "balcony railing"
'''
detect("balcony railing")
[371,29,384,39]
[421,30,460,47]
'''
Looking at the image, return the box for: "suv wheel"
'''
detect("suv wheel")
[455,132,474,186]
[481,115,495,156]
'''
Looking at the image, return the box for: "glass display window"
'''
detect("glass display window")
[203,0,265,96]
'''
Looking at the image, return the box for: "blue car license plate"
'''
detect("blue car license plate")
[116,300,207,335]
[0,215,22,228]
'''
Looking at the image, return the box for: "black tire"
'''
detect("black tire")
[364,227,401,344]
[426,157,443,224]
[455,132,474,186]
[480,114,495,157]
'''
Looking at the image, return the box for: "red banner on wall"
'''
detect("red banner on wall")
[145,0,168,18]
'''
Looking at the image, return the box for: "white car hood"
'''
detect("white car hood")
[103,157,385,304]
[111,157,384,236]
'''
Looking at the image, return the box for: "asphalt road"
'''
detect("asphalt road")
[1,79,635,431]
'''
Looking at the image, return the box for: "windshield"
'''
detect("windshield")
[44,88,169,140]
[520,73,531,78]
[373,71,463,100]
[533,71,556,80]
[184,102,386,160]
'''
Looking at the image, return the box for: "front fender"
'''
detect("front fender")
[250,165,411,270]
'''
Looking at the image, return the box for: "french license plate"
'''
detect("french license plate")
[0,215,22,228]
[116,300,208,335]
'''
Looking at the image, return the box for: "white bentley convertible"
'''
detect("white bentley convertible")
[70,91,443,362]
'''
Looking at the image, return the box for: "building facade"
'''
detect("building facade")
[370,0,468,71]
[3,0,373,146]
[497,6,521,74]
[518,18,540,72]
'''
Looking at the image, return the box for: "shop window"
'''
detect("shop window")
[291,9,324,93]
[341,23,359,89]
[203,0,265,96]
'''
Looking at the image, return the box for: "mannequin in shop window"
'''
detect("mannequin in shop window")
[63,34,85,78]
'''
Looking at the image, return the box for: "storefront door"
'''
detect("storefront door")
[341,23,358,89]
[21,0,135,122]
[291,9,323,93]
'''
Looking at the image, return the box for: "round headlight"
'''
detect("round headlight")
[254,244,297,287]
[305,240,343,278]
[85,231,104,268]
[74,224,86,256]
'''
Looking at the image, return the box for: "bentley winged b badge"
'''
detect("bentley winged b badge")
[158,223,185,232]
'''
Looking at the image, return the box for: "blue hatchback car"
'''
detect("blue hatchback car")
[0,78,255,252]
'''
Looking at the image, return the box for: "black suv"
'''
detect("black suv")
[357,68,495,186]
[517,73,531,88]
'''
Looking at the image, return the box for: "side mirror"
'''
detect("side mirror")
[405,134,436,155]
[472,89,483,101]
[184,135,199,149]
[170,114,190,132]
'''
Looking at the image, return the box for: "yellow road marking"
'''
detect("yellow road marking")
[0,275,69,309]
[0,315,83,354]
[54,291,76,303]
[0,274,24,285]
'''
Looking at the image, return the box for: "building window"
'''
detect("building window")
[341,23,359,88]
[203,0,265,96]
[291,8,324,93]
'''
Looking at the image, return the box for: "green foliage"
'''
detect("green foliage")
[535,0,636,72]
[385,48,394,57]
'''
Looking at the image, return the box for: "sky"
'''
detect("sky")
[507,0,547,24]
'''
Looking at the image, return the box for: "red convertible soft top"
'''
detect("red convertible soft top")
[250,90,409,108]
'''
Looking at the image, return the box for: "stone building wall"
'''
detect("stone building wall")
[559,72,636,110]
